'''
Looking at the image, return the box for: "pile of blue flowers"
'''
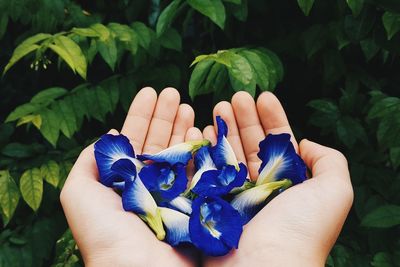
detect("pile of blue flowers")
[94,116,307,256]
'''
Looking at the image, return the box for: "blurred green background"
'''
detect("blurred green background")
[0,0,399,266]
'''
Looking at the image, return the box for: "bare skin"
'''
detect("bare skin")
[60,88,353,267]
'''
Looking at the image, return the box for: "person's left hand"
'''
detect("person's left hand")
[60,87,202,267]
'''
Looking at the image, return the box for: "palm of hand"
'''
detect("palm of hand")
[203,92,353,267]
[61,87,198,267]
[61,88,353,267]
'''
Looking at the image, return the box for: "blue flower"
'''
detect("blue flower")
[138,140,210,165]
[256,133,306,185]
[189,196,243,256]
[94,134,144,187]
[192,163,247,196]
[161,196,193,215]
[139,163,188,202]
[187,146,217,191]
[111,159,165,240]
[231,179,292,224]
[210,116,240,170]
[230,133,307,224]
[159,207,191,246]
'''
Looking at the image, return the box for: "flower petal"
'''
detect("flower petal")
[94,134,135,186]
[138,140,210,165]
[192,165,238,196]
[189,147,217,190]
[256,134,307,186]
[189,196,243,256]
[162,196,192,214]
[139,163,188,201]
[112,159,165,240]
[210,116,239,170]
[231,179,292,224]
[159,207,191,246]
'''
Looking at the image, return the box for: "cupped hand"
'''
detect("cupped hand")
[203,91,354,267]
[60,87,202,267]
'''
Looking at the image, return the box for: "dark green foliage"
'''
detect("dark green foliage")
[0,0,399,266]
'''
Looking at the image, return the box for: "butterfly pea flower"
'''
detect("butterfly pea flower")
[231,133,307,224]
[139,163,188,202]
[159,207,191,246]
[210,116,240,170]
[190,117,247,196]
[138,140,210,165]
[256,133,307,185]
[189,196,243,256]
[111,158,165,240]
[192,163,247,196]
[94,134,144,187]
[231,179,292,224]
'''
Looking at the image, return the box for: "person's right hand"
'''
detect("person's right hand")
[202,91,354,267]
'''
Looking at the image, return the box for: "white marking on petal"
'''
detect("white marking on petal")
[256,154,289,185]
[159,207,190,244]
[169,196,192,214]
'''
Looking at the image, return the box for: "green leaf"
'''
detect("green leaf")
[377,113,400,147]
[368,97,400,119]
[187,0,226,29]
[49,35,87,79]
[52,100,77,138]
[90,23,111,41]
[226,52,253,86]
[382,11,400,40]
[19,168,43,211]
[239,50,270,90]
[132,22,152,49]
[5,103,41,122]
[41,161,60,188]
[344,11,375,41]
[17,114,42,129]
[31,87,68,105]
[361,205,400,228]
[0,170,20,225]
[360,39,380,61]
[3,33,51,74]
[159,28,182,51]
[58,162,73,189]
[346,0,364,17]
[156,0,183,36]
[97,38,118,71]
[297,0,315,16]
[336,116,367,148]
[52,229,79,267]
[39,108,61,147]
[189,59,214,99]
[371,252,393,267]
[71,27,100,37]
[308,99,339,114]
[1,143,44,159]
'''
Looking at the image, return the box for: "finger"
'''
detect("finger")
[185,127,203,179]
[185,127,203,142]
[121,87,157,154]
[299,139,350,180]
[232,91,265,180]
[213,101,247,165]
[203,125,217,145]
[256,92,298,151]
[142,87,180,154]
[169,104,195,146]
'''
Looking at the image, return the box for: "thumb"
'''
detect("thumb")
[299,139,349,181]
